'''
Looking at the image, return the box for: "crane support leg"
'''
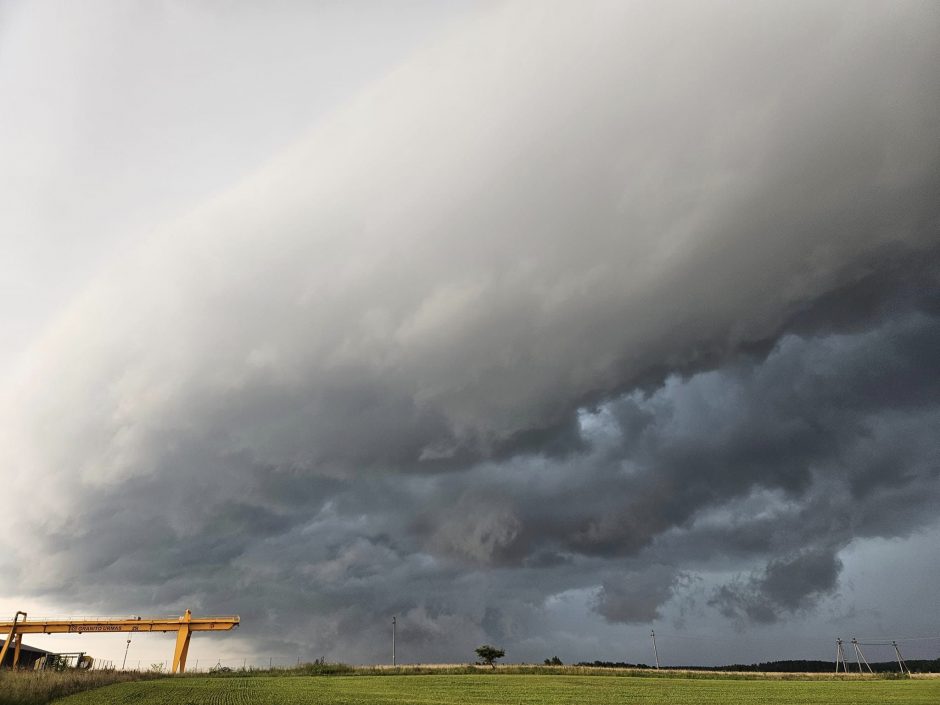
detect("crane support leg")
[0,634,11,668]
[172,621,192,673]
[0,611,25,669]
[12,634,22,670]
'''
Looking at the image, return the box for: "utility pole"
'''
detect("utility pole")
[650,630,660,669]
[392,617,397,667]
[835,638,847,673]
[851,638,872,673]
[122,638,131,670]
[892,641,910,675]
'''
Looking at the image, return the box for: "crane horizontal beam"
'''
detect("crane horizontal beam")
[0,615,239,634]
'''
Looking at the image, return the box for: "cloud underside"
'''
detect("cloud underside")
[2,1,939,662]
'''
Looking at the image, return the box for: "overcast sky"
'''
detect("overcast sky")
[1,0,939,669]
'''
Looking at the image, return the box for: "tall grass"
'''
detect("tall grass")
[191,661,915,681]
[0,670,153,705]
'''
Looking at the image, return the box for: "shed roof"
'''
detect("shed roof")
[0,639,52,656]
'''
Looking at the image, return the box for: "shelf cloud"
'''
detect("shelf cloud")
[2,0,938,664]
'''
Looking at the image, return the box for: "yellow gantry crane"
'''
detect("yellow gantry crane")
[0,610,239,673]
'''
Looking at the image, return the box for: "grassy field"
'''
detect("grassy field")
[0,670,151,705]
[50,673,940,705]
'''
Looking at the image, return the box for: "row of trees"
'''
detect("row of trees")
[477,650,937,673]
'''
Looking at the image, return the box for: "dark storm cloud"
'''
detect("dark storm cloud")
[709,549,844,624]
[2,0,939,663]
[409,305,940,570]
[595,566,686,623]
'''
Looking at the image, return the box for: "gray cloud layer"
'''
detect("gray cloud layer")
[2,1,939,664]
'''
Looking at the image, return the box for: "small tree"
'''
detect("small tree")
[475,644,505,668]
[544,656,563,666]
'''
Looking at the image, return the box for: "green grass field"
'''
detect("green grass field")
[50,674,940,705]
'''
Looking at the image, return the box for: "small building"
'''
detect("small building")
[0,639,52,670]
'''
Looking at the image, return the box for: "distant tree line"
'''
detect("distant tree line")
[575,658,940,674]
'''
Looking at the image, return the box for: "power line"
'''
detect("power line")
[646,629,940,648]
[856,635,940,643]
[652,631,832,645]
